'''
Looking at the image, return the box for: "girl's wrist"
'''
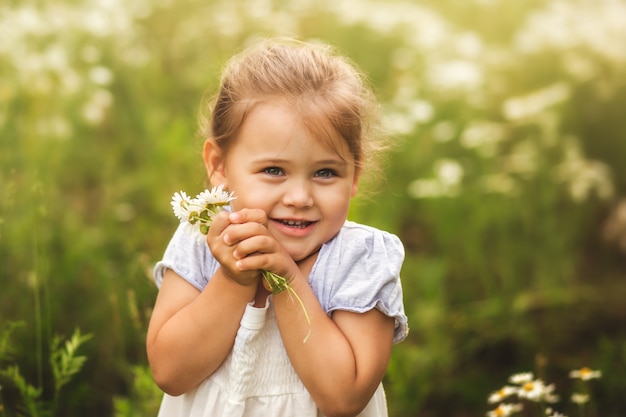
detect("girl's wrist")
[262,270,293,294]
[215,267,260,293]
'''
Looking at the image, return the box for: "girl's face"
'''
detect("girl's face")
[205,99,359,262]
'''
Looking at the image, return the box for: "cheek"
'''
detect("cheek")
[321,188,352,215]
[229,188,273,211]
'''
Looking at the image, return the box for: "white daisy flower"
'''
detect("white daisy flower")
[509,372,534,385]
[571,393,590,405]
[569,367,602,381]
[171,191,192,220]
[486,402,523,417]
[518,379,553,402]
[180,222,205,244]
[196,185,236,207]
[488,386,518,404]
[171,186,236,244]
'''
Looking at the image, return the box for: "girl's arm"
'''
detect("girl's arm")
[146,268,257,396]
[147,211,260,396]
[273,276,395,417]
[227,209,396,417]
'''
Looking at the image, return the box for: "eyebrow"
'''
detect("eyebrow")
[254,157,348,166]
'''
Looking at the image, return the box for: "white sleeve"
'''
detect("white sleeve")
[153,223,219,291]
[313,222,409,344]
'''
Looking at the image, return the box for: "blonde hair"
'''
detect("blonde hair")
[199,38,386,181]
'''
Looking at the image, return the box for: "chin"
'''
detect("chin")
[291,246,321,264]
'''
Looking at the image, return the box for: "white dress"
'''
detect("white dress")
[154,220,409,417]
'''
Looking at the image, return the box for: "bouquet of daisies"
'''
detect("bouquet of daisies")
[171,185,236,241]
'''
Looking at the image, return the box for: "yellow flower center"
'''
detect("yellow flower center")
[579,367,591,377]
[523,382,534,391]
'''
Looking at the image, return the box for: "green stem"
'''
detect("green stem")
[262,271,311,343]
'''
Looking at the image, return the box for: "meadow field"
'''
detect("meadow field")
[2,0,626,416]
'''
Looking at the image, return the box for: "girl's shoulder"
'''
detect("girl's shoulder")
[325,220,405,260]
[153,223,219,291]
[312,221,408,344]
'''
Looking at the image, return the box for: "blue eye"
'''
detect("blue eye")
[315,169,337,178]
[264,167,283,176]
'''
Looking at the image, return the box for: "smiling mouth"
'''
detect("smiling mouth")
[277,219,314,229]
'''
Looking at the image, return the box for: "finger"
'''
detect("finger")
[223,220,269,246]
[207,210,232,237]
[235,250,272,272]
[232,233,276,260]
[228,208,267,226]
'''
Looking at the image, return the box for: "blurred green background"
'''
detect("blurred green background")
[2,0,626,416]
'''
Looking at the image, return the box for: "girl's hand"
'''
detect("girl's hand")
[211,208,299,284]
[206,209,262,287]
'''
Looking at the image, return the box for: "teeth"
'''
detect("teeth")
[281,219,310,228]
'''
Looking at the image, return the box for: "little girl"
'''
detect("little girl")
[147,38,408,417]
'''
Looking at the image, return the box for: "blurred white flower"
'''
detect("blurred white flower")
[329,0,448,50]
[432,121,457,143]
[502,82,570,121]
[569,367,601,381]
[516,0,626,64]
[571,393,590,405]
[408,178,453,199]
[460,121,506,157]
[428,59,483,91]
[383,110,416,135]
[518,379,556,402]
[407,100,435,124]
[505,141,538,175]
[491,367,601,415]
[82,89,114,125]
[547,411,567,417]
[455,32,483,58]
[44,44,69,72]
[561,52,597,82]
[89,66,114,86]
[388,81,434,131]
[488,386,517,404]
[509,372,534,385]
[486,403,523,417]
[408,159,463,199]
[36,116,73,140]
[435,159,464,186]
[13,6,45,36]
[556,141,614,202]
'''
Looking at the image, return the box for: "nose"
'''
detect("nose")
[282,179,314,208]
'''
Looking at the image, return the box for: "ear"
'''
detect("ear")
[202,139,227,188]
[351,166,360,196]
